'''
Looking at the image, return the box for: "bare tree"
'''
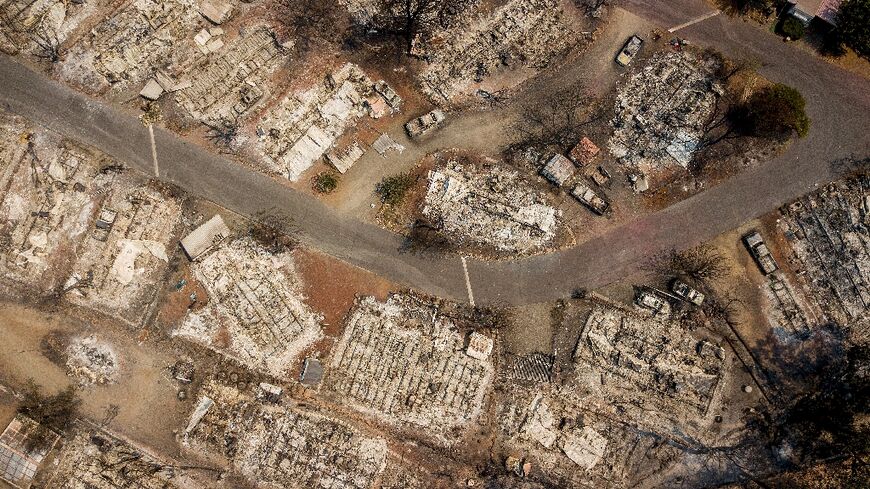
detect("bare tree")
[18,380,80,450]
[512,85,605,154]
[476,89,509,109]
[401,218,455,255]
[32,28,60,62]
[646,244,730,287]
[274,0,348,53]
[204,117,240,152]
[369,0,478,54]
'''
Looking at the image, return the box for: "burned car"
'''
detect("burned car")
[570,182,609,215]
[672,280,705,306]
[405,109,446,138]
[743,231,778,275]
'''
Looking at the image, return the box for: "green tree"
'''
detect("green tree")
[838,0,870,58]
[733,83,811,138]
[780,16,806,40]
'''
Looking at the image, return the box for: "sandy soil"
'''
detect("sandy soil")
[293,247,394,334]
[0,301,191,457]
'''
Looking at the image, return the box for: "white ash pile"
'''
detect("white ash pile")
[175,26,288,125]
[65,335,119,385]
[324,294,494,443]
[61,0,201,90]
[417,0,579,103]
[778,174,870,341]
[173,237,322,377]
[422,161,561,255]
[259,63,391,181]
[609,52,722,187]
[46,426,199,488]
[65,184,182,324]
[185,381,388,488]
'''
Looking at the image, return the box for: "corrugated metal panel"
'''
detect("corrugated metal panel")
[181,215,230,260]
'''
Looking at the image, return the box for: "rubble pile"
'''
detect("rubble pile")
[176,27,287,125]
[325,294,494,441]
[418,0,577,102]
[503,352,553,383]
[338,0,377,17]
[186,381,388,488]
[779,176,870,339]
[568,304,728,438]
[494,388,670,487]
[64,0,201,89]
[46,427,194,488]
[65,184,181,323]
[0,134,101,292]
[609,52,722,185]
[258,63,389,181]
[65,335,119,385]
[762,275,813,335]
[0,0,86,56]
[174,237,322,377]
[422,162,561,255]
[0,415,58,488]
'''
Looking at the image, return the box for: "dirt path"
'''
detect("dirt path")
[0,302,190,457]
[332,7,655,217]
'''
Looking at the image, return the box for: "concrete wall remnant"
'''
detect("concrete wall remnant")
[417,0,578,102]
[176,27,286,125]
[186,381,388,487]
[259,63,390,181]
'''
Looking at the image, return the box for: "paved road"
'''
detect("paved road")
[0,1,868,305]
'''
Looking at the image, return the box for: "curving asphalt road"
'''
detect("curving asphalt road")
[0,0,868,305]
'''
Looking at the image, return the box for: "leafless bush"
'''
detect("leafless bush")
[204,117,240,152]
[32,29,61,62]
[249,212,298,254]
[647,245,730,286]
[18,380,80,450]
[511,85,605,155]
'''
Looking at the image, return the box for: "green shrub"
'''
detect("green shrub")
[781,17,806,40]
[313,171,339,194]
[376,173,414,206]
